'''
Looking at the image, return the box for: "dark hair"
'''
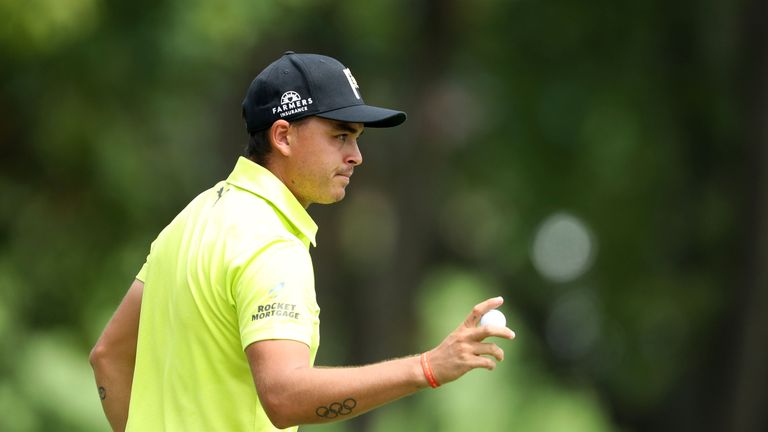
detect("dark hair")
[245,128,271,165]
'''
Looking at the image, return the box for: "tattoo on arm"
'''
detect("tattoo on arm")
[315,398,357,419]
[98,386,107,401]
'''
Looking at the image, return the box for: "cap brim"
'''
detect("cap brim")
[316,104,406,128]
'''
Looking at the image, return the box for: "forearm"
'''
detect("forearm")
[90,279,143,431]
[260,355,428,428]
[90,354,135,431]
[249,297,515,429]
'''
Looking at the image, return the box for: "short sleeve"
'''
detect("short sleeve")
[135,262,147,282]
[233,238,318,350]
[136,241,154,282]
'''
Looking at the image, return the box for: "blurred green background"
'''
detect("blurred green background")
[1,0,766,431]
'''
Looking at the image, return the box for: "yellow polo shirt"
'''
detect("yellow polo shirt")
[126,157,320,432]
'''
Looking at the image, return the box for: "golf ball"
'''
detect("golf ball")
[479,309,506,328]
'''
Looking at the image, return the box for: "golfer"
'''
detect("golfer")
[90,51,514,432]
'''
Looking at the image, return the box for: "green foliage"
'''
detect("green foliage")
[0,0,752,430]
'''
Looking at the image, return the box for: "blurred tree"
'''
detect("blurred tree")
[723,0,768,430]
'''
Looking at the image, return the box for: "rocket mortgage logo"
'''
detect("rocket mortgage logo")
[252,302,301,321]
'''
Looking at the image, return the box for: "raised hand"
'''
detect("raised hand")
[425,297,516,386]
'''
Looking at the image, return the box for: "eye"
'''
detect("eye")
[336,134,348,142]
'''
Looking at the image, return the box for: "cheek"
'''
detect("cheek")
[291,161,328,194]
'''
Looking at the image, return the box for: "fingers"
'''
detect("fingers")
[462,297,504,328]
[467,350,498,371]
[466,324,516,341]
[474,342,504,362]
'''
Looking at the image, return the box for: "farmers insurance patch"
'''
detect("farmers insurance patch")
[272,90,313,118]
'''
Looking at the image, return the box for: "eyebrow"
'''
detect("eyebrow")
[332,121,364,136]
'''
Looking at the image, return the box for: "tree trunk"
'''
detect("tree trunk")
[725,0,768,430]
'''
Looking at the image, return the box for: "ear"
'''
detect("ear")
[269,120,292,157]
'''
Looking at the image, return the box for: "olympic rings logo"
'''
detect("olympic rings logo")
[315,398,357,418]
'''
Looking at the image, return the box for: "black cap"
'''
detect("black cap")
[242,52,407,134]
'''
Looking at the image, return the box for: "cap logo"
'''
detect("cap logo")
[343,68,361,100]
[280,91,302,105]
[273,90,314,118]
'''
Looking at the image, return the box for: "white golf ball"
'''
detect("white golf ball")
[479,309,506,328]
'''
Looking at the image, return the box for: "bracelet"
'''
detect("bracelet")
[420,352,440,388]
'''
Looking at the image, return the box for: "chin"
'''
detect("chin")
[331,189,347,203]
[315,191,346,205]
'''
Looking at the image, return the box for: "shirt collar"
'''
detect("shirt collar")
[226,157,318,247]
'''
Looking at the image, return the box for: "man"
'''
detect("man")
[89,51,515,431]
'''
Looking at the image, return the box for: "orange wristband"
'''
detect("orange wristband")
[420,352,440,388]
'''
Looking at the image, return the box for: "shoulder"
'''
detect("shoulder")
[221,187,302,245]
[233,234,311,272]
[217,192,309,267]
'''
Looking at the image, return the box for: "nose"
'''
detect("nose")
[346,140,363,166]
